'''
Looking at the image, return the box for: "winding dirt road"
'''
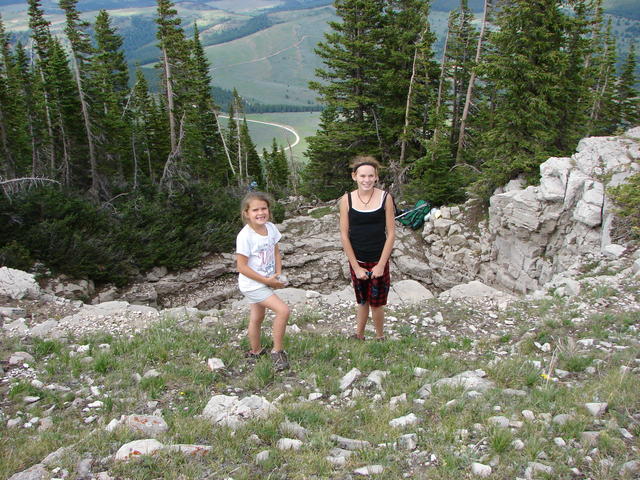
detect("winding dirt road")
[219,115,300,152]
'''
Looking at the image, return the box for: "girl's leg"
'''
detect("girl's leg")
[248,303,266,353]
[371,305,384,338]
[355,302,370,338]
[259,294,290,352]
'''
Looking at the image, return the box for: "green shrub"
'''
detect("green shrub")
[0,240,34,270]
[0,184,244,286]
[609,172,640,240]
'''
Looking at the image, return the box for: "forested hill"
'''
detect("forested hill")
[0,0,639,290]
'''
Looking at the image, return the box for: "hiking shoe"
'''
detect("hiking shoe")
[245,348,268,360]
[271,350,290,371]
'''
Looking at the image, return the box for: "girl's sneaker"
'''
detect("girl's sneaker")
[245,348,268,361]
[270,350,289,371]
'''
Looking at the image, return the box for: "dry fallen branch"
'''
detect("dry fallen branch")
[0,177,61,201]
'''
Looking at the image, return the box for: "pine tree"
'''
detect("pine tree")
[92,10,129,183]
[617,42,639,130]
[156,0,192,189]
[588,20,619,135]
[472,0,578,199]
[128,67,168,185]
[305,0,386,196]
[14,42,47,176]
[265,138,289,198]
[60,0,99,195]
[240,118,263,188]
[444,0,477,157]
[188,24,228,183]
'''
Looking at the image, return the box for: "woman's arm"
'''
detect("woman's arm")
[339,193,369,280]
[371,193,396,278]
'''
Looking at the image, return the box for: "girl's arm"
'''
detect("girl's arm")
[339,193,369,280]
[274,243,283,276]
[236,254,285,288]
[371,193,396,278]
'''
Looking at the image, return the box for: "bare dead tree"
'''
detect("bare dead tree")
[0,176,60,201]
[70,55,99,196]
[160,112,186,192]
[212,110,235,177]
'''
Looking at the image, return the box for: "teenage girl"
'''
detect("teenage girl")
[236,191,290,371]
[339,156,395,340]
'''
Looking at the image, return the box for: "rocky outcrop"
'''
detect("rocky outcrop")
[22,128,637,307]
[415,127,640,294]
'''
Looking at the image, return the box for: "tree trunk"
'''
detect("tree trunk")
[213,110,235,176]
[162,46,177,152]
[71,55,99,196]
[432,28,450,149]
[456,0,489,164]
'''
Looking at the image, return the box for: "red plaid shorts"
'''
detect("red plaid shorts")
[349,260,390,307]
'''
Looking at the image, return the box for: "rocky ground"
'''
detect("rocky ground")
[1,248,640,479]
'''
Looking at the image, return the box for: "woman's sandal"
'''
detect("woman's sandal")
[349,333,365,341]
[375,336,386,342]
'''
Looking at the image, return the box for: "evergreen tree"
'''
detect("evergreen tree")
[305,0,386,197]
[156,0,192,189]
[617,42,639,130]
[14,42,47,176]
[588,20,619,135]
[92,10,129,183]
[240,118,263,188]
[472,0,580,199]
[128,67,168,185]
[225,97,240,184]
[188,24,228,183]
[305,0,438,198]
[60,0,99,195]
[265,138,289,198]
[444,0,476,157]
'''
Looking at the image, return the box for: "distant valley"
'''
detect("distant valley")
[3,0,638,155]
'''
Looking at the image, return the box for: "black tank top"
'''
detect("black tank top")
[348,191,388,262]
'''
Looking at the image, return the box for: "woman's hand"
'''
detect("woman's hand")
[354,266,370,280]
[371,263,385,278]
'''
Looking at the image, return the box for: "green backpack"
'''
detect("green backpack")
[395,200,431,229]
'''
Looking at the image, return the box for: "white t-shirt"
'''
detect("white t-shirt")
[236,222,282,292]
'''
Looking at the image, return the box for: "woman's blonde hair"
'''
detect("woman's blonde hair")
[350,155,381,173]
[240,191,274,223]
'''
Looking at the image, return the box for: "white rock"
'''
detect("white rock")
[115,439,163,461]
[525,462,553,479]
[521,410,535,421]
[0,267,42,299]
[207,358,225,371]
[339,368,361,391]
[256,450,270,463]
[366,370,389,389]
[471,462,492,477]
[584,402,608,417]
[389,413,419,428]
[276,438,302,451]
[389,393,407,408]
[123,414,168,436]
[353,465,384,476]
[487,416,510,428]
[397,433,417,451]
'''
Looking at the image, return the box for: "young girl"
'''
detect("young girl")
[339,156,395,341]
[236,191,290,371]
